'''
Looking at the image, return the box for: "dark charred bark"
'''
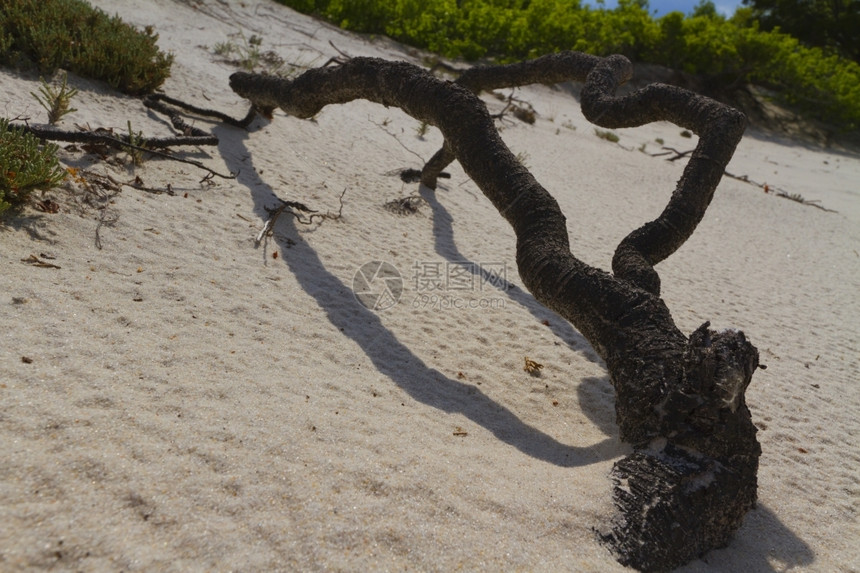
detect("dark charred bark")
[420,51,601,188]
[230,52,761,572]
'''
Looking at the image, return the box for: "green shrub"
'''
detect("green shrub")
[0,0,173,94]
[276,0,860,130]
[643,12,860,128]
[0,31,12,54]
[0,119,66,216]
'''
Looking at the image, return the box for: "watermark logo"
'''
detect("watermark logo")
[412,261,508,291]
[352,261,403,311]
[354,260,508,312]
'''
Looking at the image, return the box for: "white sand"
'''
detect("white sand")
[1,1,858,570]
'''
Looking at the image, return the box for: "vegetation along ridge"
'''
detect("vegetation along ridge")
[277,0,860,132]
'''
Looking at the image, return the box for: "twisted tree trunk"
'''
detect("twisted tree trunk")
[230,52,761,572]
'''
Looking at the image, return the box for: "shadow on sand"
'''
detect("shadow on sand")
[214,121,619,469]
[213,117,814,569]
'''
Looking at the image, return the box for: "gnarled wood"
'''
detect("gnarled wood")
[230,52,760,572]
[419,51,600,188]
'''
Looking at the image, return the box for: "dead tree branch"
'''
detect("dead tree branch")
[650,146,695,161]
[16,117,235,179]
[724,172,838,212]
[19,121,215,149]
[142,93,259,129]
[13,92,267,181]
[230,53,761,572]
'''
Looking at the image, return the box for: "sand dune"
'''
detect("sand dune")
[1,1,858,570]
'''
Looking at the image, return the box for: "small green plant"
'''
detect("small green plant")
[680,130,693,138]
[515,150,531,168]
[595,128,620,143]
[212,41,233,57]
[124,121,147,166]
[213,35,260,70]
[0,0,173,94]
[512,103,536,124]
[212,33,284,73]
[31,72,78,124]
[655,137,665,145]
[0,118,66,215]
[415,121,429,138]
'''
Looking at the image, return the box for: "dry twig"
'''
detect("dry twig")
[255,188,347,246]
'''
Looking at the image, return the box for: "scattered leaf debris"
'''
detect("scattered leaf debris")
[21,254,61,269]
[524,356,543,376]
[384,195,425,215]
[34,198,61,213]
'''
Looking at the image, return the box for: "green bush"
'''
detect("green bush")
[0,0,173,94]
[297,0,658,61]
[0,119,66,216]
[276,0,859,130]
[642,10,860,128]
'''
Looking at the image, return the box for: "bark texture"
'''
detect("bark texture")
[420,51,600,188]
[230,52,760,572]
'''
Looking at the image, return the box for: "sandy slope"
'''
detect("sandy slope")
[1,1,858,571]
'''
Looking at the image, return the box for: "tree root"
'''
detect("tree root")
[142,93,261,129]
[229,53,761,571]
